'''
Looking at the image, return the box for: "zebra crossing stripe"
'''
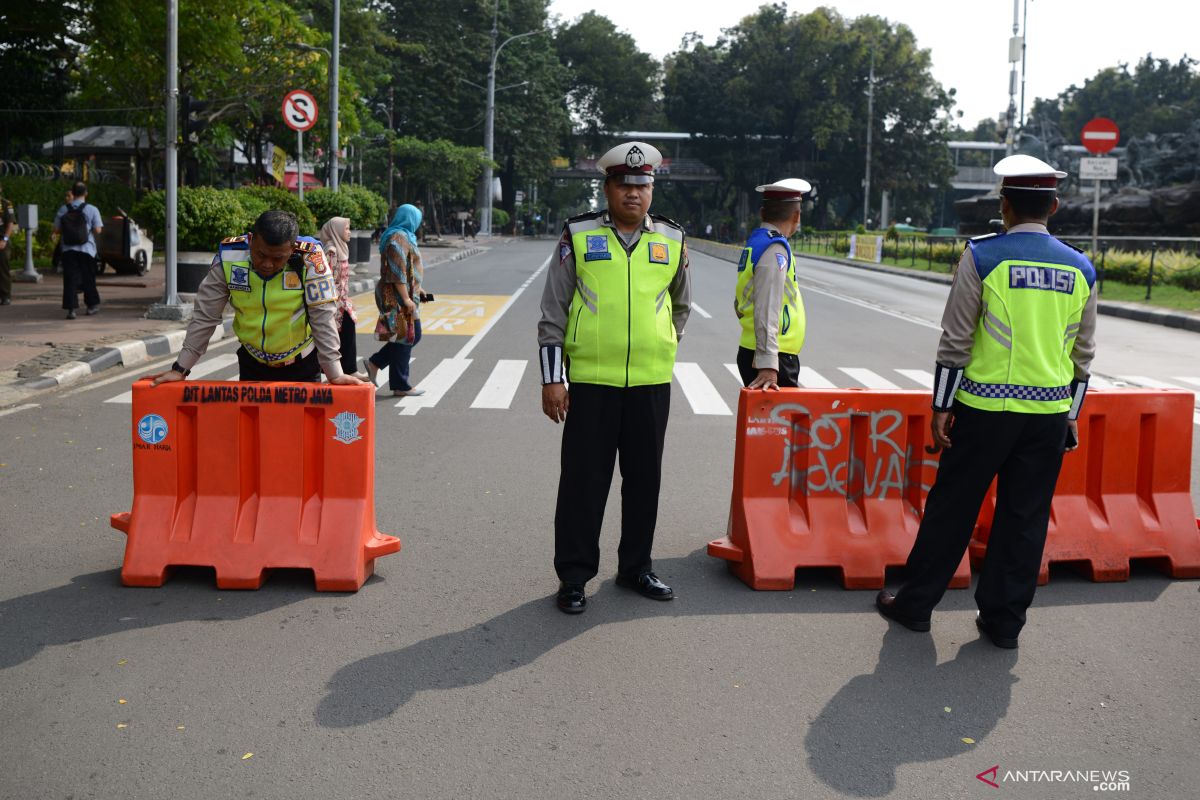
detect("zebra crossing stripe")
[1171,376,1200,389]
[674,362,732,415]
[839,368,900,389]
[104,354,239,404]
[798,367,836,388]
[894,369,934,389]
[724,363,742,384]
[1119,375,1188,390]
[471,360,527,409]
[396,358,473,415]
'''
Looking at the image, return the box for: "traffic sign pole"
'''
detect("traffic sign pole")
[1080,118,1120,262]
[1092,177,1101,259]
[298,129,304,202]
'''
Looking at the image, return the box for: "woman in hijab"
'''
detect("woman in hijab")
[319,216,357,376]
[365,204,426,396]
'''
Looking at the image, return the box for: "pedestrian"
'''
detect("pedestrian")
[0,182,14,305]
[537,140,691,614]
[149,210,363,385]
[364,204,426,397]
[876,154,1098,649]
[734,178,811,389]
[53,181,103,319]
[319,215,359,376]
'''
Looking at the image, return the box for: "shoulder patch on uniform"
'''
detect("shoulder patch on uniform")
[221,235,248,245]
[307,247,328,274]
[293,239,316,253]
[1059,239,1086,254]
[969,232,1001,243]
[775,252,788,270]
[649,213,684,231]
[558,239,571,265]
[566,210,604,224]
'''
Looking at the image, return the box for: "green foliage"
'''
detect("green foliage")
[237,187,316,235]
[0,177,136,220]
[393,137,489,203]
[132,187,323,250]
[340,185,389,228]
[486,208,511,229]
[663,7,955,227]
[305,188,361,229]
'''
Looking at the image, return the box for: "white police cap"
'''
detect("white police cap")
[994,154,1067,191]
[597,141,662,184]
[755,178,812,200]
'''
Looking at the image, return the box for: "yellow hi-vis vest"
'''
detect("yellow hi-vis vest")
[219,235,336,365]
[565,214,683,386]
[957,232,1095,414]
[734,227,805,355]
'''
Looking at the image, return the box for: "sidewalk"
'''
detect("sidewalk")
[0,237,489,409]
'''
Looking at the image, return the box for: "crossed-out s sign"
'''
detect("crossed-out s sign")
[282,90,319,133]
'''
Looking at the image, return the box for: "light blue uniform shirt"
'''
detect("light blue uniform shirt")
[54,200,104,257]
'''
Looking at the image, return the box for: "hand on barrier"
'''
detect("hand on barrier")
[148,369,184,387]
[542,382,569,423]
[747,368,780,391]
[330,373,365,385]
[1065,419,1079,452]
[926,409,954,454]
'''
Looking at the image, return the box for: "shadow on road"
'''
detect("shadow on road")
[805,629,1016,796]
[314,549,1172,729]
[0,567,329,670]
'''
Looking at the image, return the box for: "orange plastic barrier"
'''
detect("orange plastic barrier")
[110,380,399,591]
[969,389,1200,583]
[708,389,970,590]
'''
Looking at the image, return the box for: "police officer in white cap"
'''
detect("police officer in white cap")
[734,178,811,389]
[537,140,691,614]
[876,154,1098,648]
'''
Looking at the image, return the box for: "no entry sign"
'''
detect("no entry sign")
[1081,117,1119,154]
[282,90,319,133]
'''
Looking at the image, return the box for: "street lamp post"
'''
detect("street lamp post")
[291,38,339,191]
[479,16,548,237]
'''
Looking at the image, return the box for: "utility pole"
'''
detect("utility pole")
[1004,0,1021,157]
[862,46,875,227]
[1018,0,1028,128]
[387,86,395,211]
[330,0,340,191]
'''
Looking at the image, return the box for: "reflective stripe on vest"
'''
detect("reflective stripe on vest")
[221,247,313,364]
[957,232,1095,414]
[734,228,805,354]
[565,218,681,386]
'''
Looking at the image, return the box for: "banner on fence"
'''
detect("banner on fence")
[849,235,883,264]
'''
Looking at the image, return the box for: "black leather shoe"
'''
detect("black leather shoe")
[66,310,76,320]
[615,571,674,600]
[556,582,586,614]
[875,590,931,632]
[976,614,1019,649]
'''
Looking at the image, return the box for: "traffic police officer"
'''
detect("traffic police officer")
[735,178,811,388]
[877,155,1098,648]
[151,210,363,385]
[537,141,691,614]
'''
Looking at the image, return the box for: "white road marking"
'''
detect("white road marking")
[802,285,942,331]
[894,368,934,388]
[1118,375,1190,391]
[104,354,240,404]
[725,363,742,384]
[0,403,39,418]
[471,359,527,409]
[690,302,712,319]
[455,257,550,360]
[673,362,732,415]
[1171,376,1200,388]
[839,368,900,389]
[798,367,836,388]
[395,358,473,416]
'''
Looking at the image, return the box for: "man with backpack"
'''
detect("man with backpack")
[53,181,103,319]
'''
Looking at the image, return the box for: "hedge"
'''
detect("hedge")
[0,176,136,221]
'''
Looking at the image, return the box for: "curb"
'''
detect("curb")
[17,319,236,393]
[696,241,1200,335]
[10,244,490,399]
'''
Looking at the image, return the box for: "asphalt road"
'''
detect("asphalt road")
[1,239,1197,799]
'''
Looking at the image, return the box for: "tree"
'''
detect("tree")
[555,12,660,148]
[663,5,956,227]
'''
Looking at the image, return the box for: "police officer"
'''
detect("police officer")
[876,155,1098,648]
[734,178,811,389]
[150,210,363,386]
[538,141,691,614]
[0,183,14,305]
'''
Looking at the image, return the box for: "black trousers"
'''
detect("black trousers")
[337,313,357,376]
[894,403,1068,638]
[554,382,671,584]
[736,346,800,387]
[236,346,321,382]
[0,242,11,301]
[61,250,100,311]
